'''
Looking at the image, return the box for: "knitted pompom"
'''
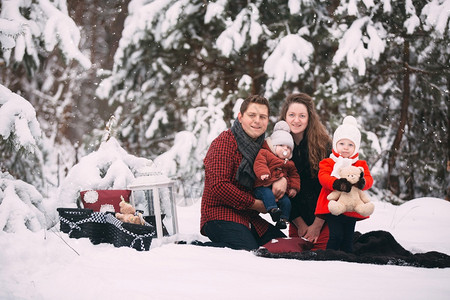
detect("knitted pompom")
[342,116,358,127]
[273,120,291,133]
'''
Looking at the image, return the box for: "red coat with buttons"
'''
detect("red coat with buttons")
[315,157,373,220]
[253,141,301,192]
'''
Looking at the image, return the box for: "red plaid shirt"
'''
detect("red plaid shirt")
[200,129,270,237]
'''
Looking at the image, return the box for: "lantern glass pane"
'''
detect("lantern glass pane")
[159,187,175,235]
[131,187,177,236]
[132,190,154,215]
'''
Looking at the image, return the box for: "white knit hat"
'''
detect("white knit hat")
[270,121,294,151]
[332,116,361,157]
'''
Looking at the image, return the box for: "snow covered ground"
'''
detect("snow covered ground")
[1,197,450,300]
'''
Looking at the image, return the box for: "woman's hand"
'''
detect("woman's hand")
[303,226,320,243]
[271,177,287,200]
[292,216,308,237]
[303,218,325,243]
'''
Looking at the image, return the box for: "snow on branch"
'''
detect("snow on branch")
[264,34,314,93]
[403,0,420,34]
[421,0,450,36]
[153,90,227,191]
[333,17,386,76]
[145,110,168,139]
[0,1,39,65]
[113,0,170,67]
[0,85,42,153]
[58,137,151,207]
[0,172,47,233]
[0,19,24,49]
[0,0,90,69]
[204,0,226,23]
[39,0,91,69]
[216,4,265,57]
[335,0,376,16]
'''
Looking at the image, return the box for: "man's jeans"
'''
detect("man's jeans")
[202,220,286,251]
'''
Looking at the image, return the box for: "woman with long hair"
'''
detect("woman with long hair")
[277,92,332,249]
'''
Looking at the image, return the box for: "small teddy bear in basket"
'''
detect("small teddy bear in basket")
[115,196,145,225]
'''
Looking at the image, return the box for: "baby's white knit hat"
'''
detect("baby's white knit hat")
[270,120,294,151]
[332,116,361,156]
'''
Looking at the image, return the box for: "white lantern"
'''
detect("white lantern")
[128,163,179,241]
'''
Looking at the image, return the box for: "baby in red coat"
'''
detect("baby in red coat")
[315,116,374,253]
[253,121,301,229]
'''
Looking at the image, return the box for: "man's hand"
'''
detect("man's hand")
[260,174,270,180]
[272,177,287,200]
[251,199,267,213]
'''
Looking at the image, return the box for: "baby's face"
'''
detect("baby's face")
[275,145,291,159]
[336,139,355,158]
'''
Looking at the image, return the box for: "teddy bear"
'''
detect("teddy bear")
[327,165,375,217]
[115,197,145,225]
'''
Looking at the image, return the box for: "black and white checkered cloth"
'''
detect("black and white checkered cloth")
[59,210,96,236]
[90,212,107,223]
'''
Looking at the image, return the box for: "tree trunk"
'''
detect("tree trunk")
[388,39,410,196]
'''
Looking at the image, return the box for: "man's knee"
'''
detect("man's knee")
[203,220,259,251]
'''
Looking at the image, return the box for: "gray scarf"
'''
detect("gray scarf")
[231,120,265,189]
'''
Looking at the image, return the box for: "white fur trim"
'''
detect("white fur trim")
[330,153,358,178]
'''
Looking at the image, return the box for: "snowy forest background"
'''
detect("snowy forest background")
[0,0,448,233]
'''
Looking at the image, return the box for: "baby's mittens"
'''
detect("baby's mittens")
[355,176,366,190]
[332,178,352,193]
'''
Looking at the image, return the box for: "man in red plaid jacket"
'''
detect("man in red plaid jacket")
[200,95,286,250]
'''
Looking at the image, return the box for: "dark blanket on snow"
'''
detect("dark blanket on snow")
[254,231,450,268]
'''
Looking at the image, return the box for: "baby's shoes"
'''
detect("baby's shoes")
[276,218,288,229]
[269,208,282,222]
